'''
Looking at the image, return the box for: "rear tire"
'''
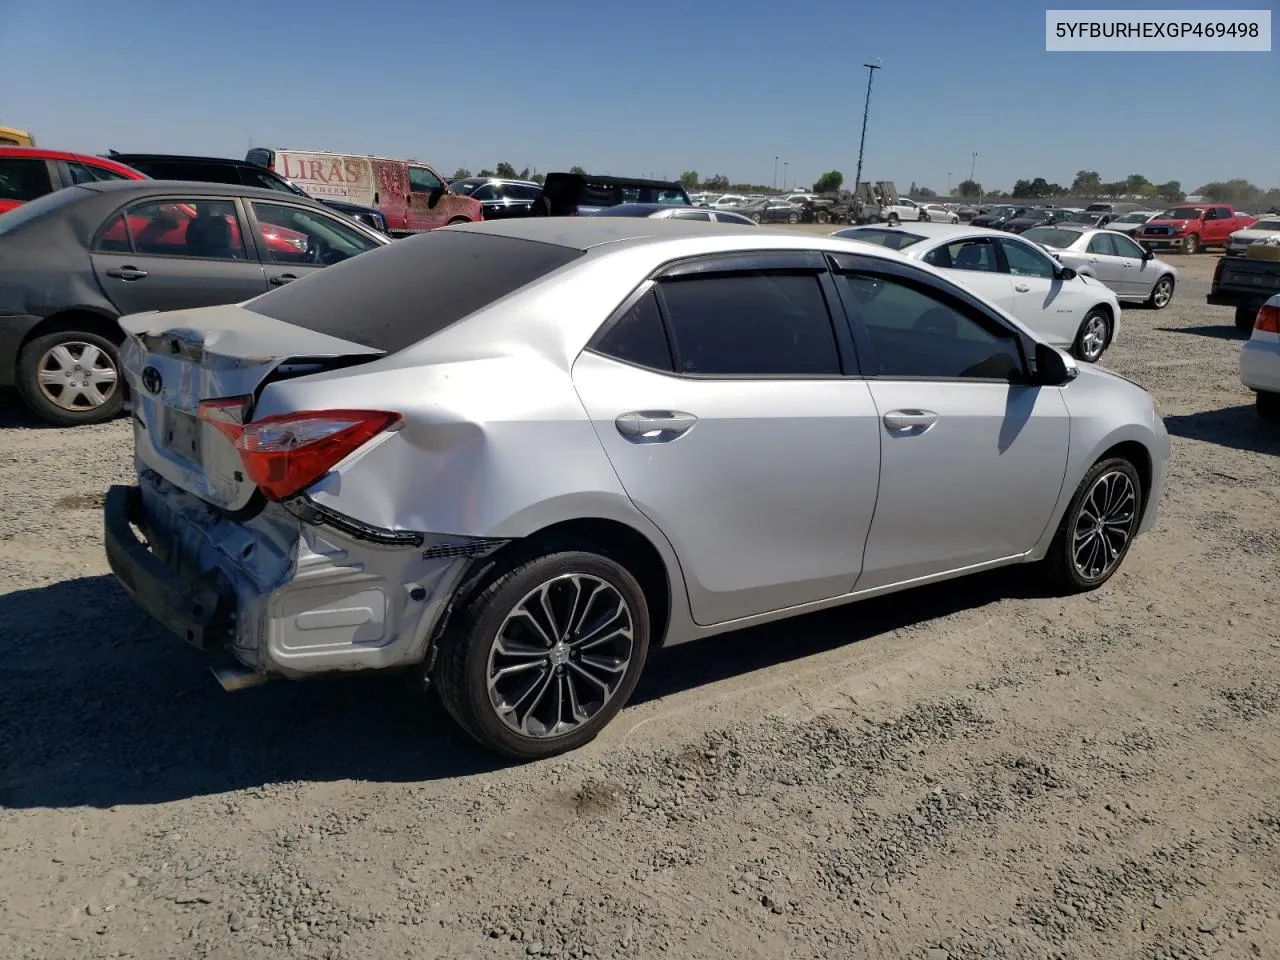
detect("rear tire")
[1040,457,1143,594]
[1258,391,1280,423]
[16,328,124,427]
[433,549,651,759]
[887,213,900,225]
[1236,305,1259,331]
[787,212,799,224]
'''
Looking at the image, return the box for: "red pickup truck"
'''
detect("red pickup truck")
[1136,204,1256,255]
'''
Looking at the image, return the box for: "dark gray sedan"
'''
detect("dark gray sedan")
[0,179,388,426]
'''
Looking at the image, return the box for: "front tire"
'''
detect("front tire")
[1146,275,1175,310]
[1072,309,1111,362]
[1182,232,1200,255]
[16,329,123,427]
[1236,305,1259,331]
[787,212,799,224]
[433,549,651,759]
[1040,457,1143,593]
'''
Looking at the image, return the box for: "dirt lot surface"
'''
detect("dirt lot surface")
[1,243,1277,960]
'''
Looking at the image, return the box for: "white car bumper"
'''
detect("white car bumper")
[1240,334,1280,394]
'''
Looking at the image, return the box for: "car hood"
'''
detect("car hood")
[1231,227,1280,240]
[1142,219,1192,230]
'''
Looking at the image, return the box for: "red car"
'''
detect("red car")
[0,146,143,215]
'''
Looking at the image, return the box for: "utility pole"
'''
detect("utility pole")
[969,152,978,183]
[773,156,778,190]
[947,171,952,195]
[783,161,788,189]
[853,60,881,196]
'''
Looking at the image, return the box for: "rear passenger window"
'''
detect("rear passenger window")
[0,158,53,202]
[593,290,673,371]
[94,213,132,253]
[924,238,997,272]
[657,272,840,376]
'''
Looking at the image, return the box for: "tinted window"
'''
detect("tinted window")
[838,227,926,251]
[1086,233,1117,256]
[923,238,998,272]
[471,184,498,201]
[657,272,840,376]
[999,239,1056,278]
[713,212,755,225]
[671,209,711,221]
[129,159,241,185]
[408,166,444,193]
[657,188,688,205]
[245,232,585,354]
[505,183,541,201]
[239,166,300,194]
[251,201,380,266]
[592,290,673,371]
[836,273,1023,380]
[0,158,53,202]
[94,213,132,253]
[126,199,246,259]
[67,162,130,184]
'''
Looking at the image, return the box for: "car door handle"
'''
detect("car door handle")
[105,266,148,280]
[1014,283,1031,292]
[615,410,697,441]
[883,409,938,431]
[269,274,298,285]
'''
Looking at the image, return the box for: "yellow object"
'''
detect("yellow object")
[0,126,35,147]
[1245,243,1280,261]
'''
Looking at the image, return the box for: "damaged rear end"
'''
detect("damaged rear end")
[104,304,493,684]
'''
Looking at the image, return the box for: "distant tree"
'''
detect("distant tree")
[916,186,937,198]
[812,170,844,194]
[1072,170,1102,196]
[519,167,530,179]
[495,162,518,179]
[531,173,545,185]
[702,174,730,190]
[1196,178,1259,207]
[957,179,982,198]
[679,170,699,189]
[1100,181,1126,198]
[1047,183,1066,196]
[478,168,495,177]
[1011,179,1033,198]
[1028,177,1052,198]
[569,165,587,175]
[1124,173,1154,198]
[452,168,472,180]
[1156,180,1184,202]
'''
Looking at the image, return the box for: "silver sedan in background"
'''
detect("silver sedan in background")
[1022,224,1178,309]
[103,219,1171,759]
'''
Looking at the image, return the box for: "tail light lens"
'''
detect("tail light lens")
[1256,303,1280,333]
[199,403,400,501]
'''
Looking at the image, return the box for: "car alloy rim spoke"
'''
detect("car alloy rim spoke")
[488,573,634,739]
[36,341,119,410]
[1072,471,1136,579]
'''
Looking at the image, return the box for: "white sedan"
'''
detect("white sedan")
[922,203,961,223]
[1226,216,1280,257]
[1240,295,1280,422]
[833,222,1123,362]
[1020,224,1178,309]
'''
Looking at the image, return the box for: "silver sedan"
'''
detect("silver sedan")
[103,219,1171,759]
[1022,224,1178,309]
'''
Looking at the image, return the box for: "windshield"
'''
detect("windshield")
[1248,218,1280,231]
[988,206,1018,217]
[1021,226,1082,249]
[0,183,89,236]
[1160,206,1203,219]
[835,227,926,250]
[1115,212,1150,223]
[1060,212,1098,224]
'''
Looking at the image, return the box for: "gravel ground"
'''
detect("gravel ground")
[1,244,1277,960]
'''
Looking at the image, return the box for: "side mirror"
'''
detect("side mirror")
[1142,248,1155,260]
[1034,342,1078,386]
[1058,266,1078,281]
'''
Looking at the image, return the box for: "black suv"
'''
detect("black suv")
[534,173,691,216]
[104,153,388,233]
[449,177,543,220]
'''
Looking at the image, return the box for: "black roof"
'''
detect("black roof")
[105,152,248,165]
[544,172,685,189]
[78,179,331,203]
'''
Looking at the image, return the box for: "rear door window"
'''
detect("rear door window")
[923,238,998,272]
[124,198,247,259]
[0,158,53,202]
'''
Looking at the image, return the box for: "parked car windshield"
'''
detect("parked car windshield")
[1160,207,1203,219]
[1248,218,1280,231]
[1114,212,1152,224]
[1021,226,1083,249]
[244,231,585,354]
[836,227,926,250]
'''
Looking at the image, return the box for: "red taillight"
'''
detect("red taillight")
[1256,304,1280,333]
[199,406,400,501]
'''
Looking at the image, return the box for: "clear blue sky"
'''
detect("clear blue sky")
[6,0,1277,191]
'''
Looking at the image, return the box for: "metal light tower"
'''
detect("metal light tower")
[773,156,779,190]
[853,60,881,195]
[969,152,978,183]
[947,171,952,195]
[783,161,789,188]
